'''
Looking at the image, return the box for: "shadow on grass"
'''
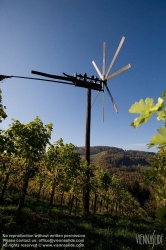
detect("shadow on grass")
[1,194,166,250]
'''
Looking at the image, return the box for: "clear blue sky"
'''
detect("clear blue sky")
[0,0,165,152]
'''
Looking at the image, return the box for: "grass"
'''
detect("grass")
[0,194,166,250]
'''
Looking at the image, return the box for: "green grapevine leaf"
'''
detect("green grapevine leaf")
[129,98,154,114]
[129,97,164,129]
[158,126,166,137]
[131,113,151,128]
[157,109,166,121]
[148,127,166,148]
[149,134,166,148]
[161,90,166,99]
[149,97,164,112]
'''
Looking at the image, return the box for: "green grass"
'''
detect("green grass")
[0,194,166,250]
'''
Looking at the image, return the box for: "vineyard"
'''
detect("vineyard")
[0,89,166,249]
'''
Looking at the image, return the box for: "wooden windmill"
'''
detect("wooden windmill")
[0,36,131,214]
[91,36,131,121]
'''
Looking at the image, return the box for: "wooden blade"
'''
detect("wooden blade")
[105,36,125,78]
[92,61,103,79]
[102,91,104,122]
[106,64,131,81]
[102,42,106,78]
[105,83,118,113]
[91,91,100,108]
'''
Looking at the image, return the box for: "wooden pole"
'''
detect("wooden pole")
[84,88,91,214]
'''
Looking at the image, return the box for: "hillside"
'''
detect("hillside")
[76,146,155,170]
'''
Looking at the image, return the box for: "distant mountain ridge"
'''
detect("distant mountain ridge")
[76,146,155,169]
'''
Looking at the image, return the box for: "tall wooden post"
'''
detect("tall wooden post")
[84,88,91,214]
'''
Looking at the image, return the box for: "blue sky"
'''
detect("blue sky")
[0,0,165,152]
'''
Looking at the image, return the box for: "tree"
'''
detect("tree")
[90,165,103,214]
[4,116,53,212]
[0,88,8,158]
[0,89,7,123]
[45,139,63,216]
[45,139,82,216]
[128,180,150,208]
[0,128,16,203]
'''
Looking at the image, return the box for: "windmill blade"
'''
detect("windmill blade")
[102,91,104,122]
[102,42,106,77]
[92,61,103,79]
[101,42,106,120]
[106,63,131,81]
[105,83,118,113]
[91,91,100,108]
[91,90,105,121]
[105,36,125,78]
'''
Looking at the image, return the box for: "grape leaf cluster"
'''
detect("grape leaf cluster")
[129,91,166,148]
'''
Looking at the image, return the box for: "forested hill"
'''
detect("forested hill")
[76,146,155,169]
